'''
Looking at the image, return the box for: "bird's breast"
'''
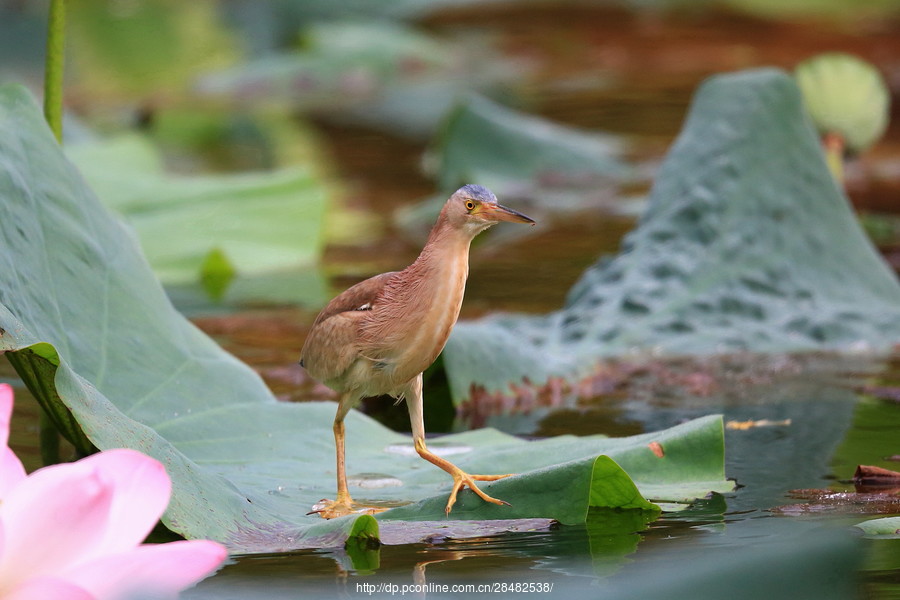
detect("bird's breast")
[384,251,468,384]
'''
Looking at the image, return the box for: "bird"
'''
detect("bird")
[300,184,534,519]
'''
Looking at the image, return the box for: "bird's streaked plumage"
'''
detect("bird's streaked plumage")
[300,184,534,518]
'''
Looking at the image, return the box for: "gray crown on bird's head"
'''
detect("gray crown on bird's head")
[457,184,497,204]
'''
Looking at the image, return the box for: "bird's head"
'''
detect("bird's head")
[444,184,535,236]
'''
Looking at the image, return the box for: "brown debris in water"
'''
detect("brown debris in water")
[771,487,900,516]
[853,464,900,488]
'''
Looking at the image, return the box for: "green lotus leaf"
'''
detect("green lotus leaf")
[854,516,900,539]
[398,94,634,238]
[442,68,900,405]
[66,133,329,305]
[437,94,630,193]
[0,84,730,553]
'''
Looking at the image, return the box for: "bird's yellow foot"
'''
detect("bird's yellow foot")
[445,470,514,515]
[308,497,388,520]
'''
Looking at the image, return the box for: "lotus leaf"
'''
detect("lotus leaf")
[442,68,900,404]
[66,134,328,305]
[0,85,732,553]
[854,516,900,539]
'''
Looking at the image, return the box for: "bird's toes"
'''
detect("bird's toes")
[309,497,391,519]
[469,473,515,482]
[308,497,354,519]
[443,473,511,515]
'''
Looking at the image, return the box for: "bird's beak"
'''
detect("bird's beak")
[485,203,535,225]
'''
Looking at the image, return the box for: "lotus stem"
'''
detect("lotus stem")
[40,0,66,463]
[39,411,61,466]
[43,0,66,143]
[823,132,845,186]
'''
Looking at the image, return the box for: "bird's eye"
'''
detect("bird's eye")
[465,201,476,211]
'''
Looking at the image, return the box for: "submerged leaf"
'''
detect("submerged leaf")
[0,85,730,553]
[443,68,900,406]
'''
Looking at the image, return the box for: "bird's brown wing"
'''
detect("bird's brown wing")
[299,271,397,386]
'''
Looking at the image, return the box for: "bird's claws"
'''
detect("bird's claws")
[444,471,514,515]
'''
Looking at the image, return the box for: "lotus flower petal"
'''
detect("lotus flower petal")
[0,459,114,587]
[0,379,227,599]
[5,577,94,600]
[0,384,26,496]
[63,540,228,600]
[73,449,172,557]
[0,384,13,448]
[0,446,26,499]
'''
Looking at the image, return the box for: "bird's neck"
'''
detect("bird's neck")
[393,211,474,313]
[378,211,472,382]
[414,211,476,275]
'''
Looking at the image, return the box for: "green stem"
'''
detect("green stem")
[39,410,61,466]
[43,0,66,143]
[39,0,67,462]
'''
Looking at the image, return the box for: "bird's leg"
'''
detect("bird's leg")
[405,374,513,515]
[310,394,386,519]
[333,403,352,506]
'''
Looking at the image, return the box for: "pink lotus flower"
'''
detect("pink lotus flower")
[0,383,227,600]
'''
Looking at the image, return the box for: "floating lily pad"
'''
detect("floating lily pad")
[855,516,900,539]
[0,85,731,553]
[442,68,900,405]
[66,133,329,305]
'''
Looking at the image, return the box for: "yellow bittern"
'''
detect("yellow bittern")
[300,184,534,519]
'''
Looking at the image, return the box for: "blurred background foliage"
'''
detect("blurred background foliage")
[3,0,900,407]
[2,0,900,311]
